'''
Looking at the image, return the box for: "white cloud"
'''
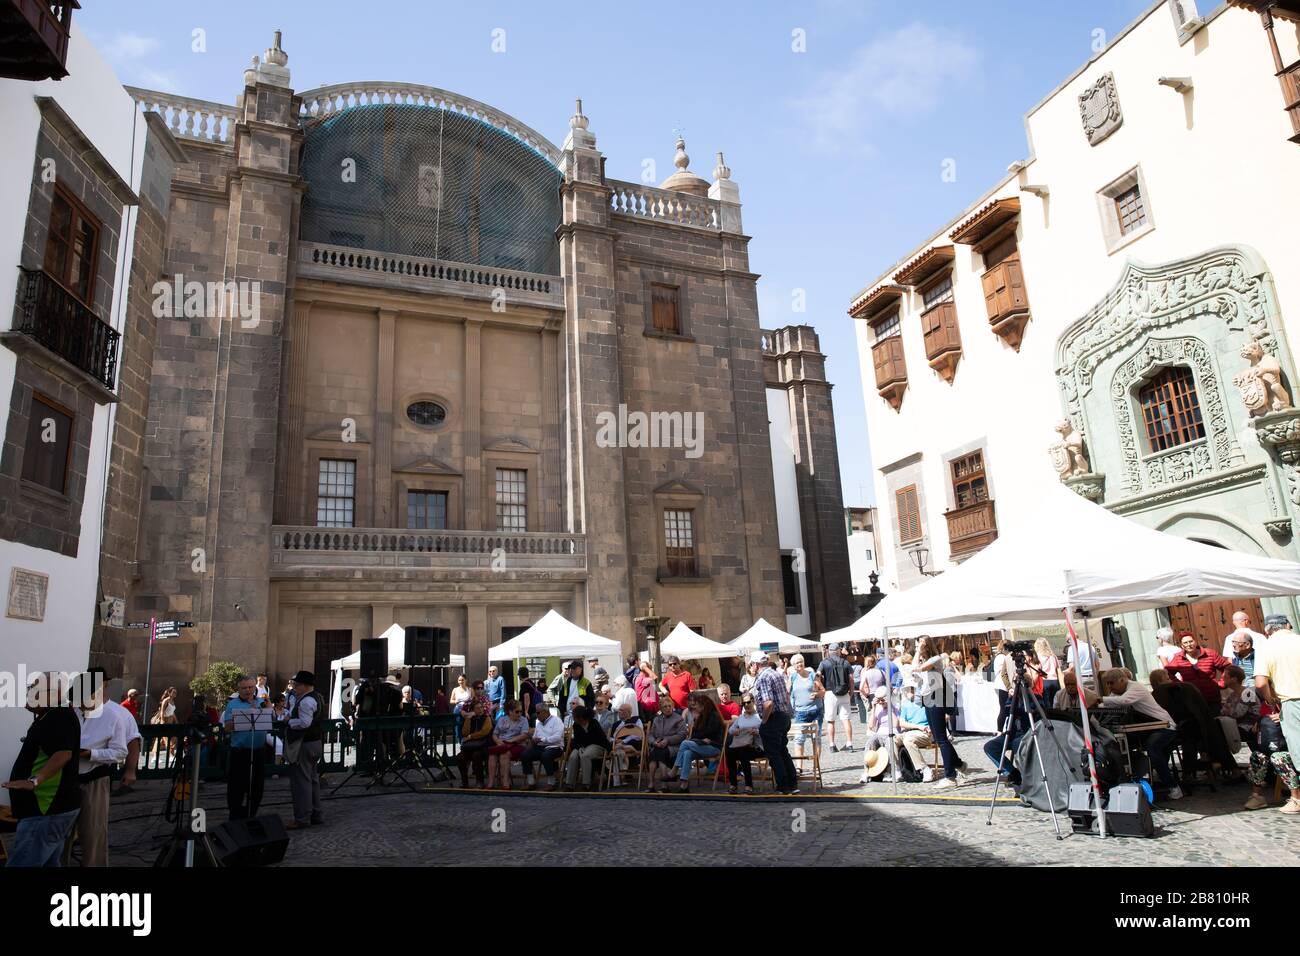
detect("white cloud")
[101,32,160,62]
[795,23,980,149]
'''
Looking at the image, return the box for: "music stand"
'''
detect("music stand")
[229,706,274,821]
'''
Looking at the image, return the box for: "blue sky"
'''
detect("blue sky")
[81,0,1164,507]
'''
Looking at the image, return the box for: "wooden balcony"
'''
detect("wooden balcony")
[945,499,998,558]
[1281,60,1300,143]
[0,0,77,81]
[2,267,118,402]
[980,256,1032,351]
[270,526,587,580]
[871,335,907,410]
[921,301,962,383]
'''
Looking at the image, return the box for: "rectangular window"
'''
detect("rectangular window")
[495,468,527,532]
[921,274,954,311]
[43,186,99,305]
[664,508,697,576]
[316,459,356,527]
[872,311,901,342]
[1140,367,1206,452]
[780,553,802,613]
[21,394,73,494]
[1115,184,1147,236]
[407,491,448,530]
[651,283,681,334]
[895,485,922,544]
[950,451,989,509]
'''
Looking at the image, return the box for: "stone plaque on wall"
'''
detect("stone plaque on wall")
[6,567,49,622]
[1079,72,1123,146]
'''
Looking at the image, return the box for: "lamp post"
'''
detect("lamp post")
[909,546,942,577]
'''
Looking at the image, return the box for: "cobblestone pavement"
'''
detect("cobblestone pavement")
[105,733,1300,867]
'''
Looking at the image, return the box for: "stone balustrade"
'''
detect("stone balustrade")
[607,179,721,231]
[127,86,238,143]
[296,241,564,308]
[296,82,562,166]
[271,526,587,575]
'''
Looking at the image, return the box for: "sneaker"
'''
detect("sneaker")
[843,744,854,753]
[859,774,869,785]
[829,745,839,753]
[1280,799,1300,814]
[1165,786,1184,801]
[921,768,935,783]
[1244,793,1269,811]
[889,771,902,782]
[933,777,957,790]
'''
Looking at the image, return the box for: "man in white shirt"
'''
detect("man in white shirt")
[1099,669,1182,800]
[522,703,565,791]
[71,669,131,865]
[1066,638,1099,692]
[1222,610,1267,658]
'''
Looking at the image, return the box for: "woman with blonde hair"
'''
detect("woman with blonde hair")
[1034,638,1060,707]
[914,636,963,789]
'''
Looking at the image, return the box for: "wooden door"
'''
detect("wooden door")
[1167,597,1263,650]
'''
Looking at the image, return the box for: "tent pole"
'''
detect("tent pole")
[884,630,899,798]
[1064,604,1108,838]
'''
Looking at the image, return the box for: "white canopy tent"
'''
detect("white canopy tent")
[660,621,741,661]
[727,617,820,654]
[878,482,1300,630]
[486,609,621,662]
[820,603,1041,645]
[328,623,466,718]
[865,481,1300,835]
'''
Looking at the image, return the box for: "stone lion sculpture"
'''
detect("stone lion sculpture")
[1233,338,1292,418]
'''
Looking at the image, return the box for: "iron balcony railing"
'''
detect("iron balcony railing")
[14,267,119,391]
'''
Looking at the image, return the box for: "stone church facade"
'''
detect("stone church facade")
[91,34,854,692]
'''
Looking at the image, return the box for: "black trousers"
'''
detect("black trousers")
[227,746,266,820]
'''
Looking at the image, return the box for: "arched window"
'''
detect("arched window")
[1138,366,1206,452]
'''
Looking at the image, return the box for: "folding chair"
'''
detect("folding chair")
[603,725,647,790]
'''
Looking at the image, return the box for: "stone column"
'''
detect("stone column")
[374,309,396,527]
[464,317,483,529]
[201,34,304,673]
[558,100,633,643]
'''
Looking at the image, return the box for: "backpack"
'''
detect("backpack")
[821,658,851,696]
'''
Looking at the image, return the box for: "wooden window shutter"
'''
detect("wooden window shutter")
[895,485,921,543]
[1006,256,1028,311]
[652,284,680,334]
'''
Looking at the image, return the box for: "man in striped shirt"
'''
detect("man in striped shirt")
[751,652,799,794]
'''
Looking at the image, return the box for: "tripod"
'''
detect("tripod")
[985,650,1073,840]
[154,723,221,867]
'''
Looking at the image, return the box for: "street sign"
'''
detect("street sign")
[759,642,779,654]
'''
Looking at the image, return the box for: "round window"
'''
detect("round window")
[406,400,447,428]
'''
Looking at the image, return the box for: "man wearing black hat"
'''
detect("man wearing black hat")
[285,670,324,830]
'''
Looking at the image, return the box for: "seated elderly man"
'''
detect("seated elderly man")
[1230,632,1258,684]
[859,686,903,783]
[1051,670,1101,712]
[1100,668,1182,800]
[895,684,937,782]
[607,703,644,787]
[521,703,565,791]
[561,706,610,792]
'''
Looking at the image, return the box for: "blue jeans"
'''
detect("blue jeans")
[984,730,1025,778]
[674,739,720,775]
[924,706,959,780]
[793,704,823,748]
[7,809,80,867]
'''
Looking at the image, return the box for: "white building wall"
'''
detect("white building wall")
[0,23,144,803]
[857,1,1300,595]
[767,387,810,634]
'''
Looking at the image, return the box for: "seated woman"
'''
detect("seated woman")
[593,693,620,737]
[607,703,644,787]
[456,699,493,789]
[645,694,688,793]
[670,692,726,793]
[725,694,764,794]
[487,699,531,790]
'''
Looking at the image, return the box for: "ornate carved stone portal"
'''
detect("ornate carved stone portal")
[1079,72,1123,146]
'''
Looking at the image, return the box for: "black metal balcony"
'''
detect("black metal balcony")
[0,0,78,81]
[13,267,118,391]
